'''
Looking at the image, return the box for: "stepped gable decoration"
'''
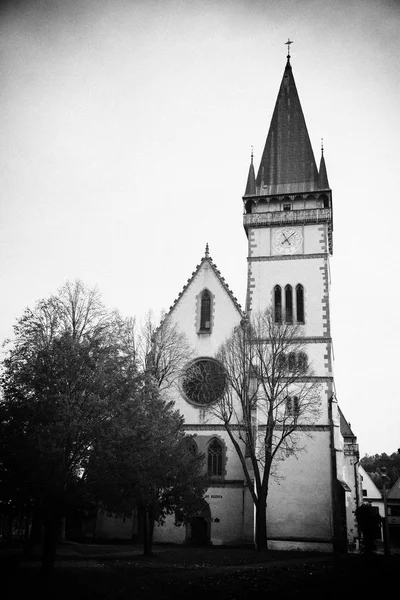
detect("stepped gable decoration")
[164,244,244,319]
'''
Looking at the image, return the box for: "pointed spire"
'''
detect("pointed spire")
[204,242,209,258]
[318,139,330,189]
[255,57,319,195]
[244,147,256,196]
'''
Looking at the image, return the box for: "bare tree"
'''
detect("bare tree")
[139,312,194,391]
[209,308,322,551]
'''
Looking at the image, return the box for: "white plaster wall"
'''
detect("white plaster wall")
[154,486,248,545]
[266,431,332,540]
[167,260,242,424]
[340,455,360,547]
[154,518,187,543]
[205,487,244,544]
[249,223,328,258]
[96,511,134,539]
[248,256,328,337]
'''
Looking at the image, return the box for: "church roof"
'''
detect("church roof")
[255,57,320,195]
[338,406,356,439]
[165,244,244,319]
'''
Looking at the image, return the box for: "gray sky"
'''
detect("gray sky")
[1,0,399,456]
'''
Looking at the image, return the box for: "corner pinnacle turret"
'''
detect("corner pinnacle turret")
[318,142,330,189]
[244,148,256,196]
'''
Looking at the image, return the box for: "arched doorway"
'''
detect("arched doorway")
[186,500,211,545]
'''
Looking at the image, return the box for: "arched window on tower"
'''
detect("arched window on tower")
[200,290,211,331]
[274,285,282,323]
[285,285,293,323]
[208,439,223,477]
[297,352,308,373]
[296,284,305,324]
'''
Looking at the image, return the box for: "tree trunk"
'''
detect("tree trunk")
[142,508,153,555]
[24,508,42,556]
[41,513,61,576]
[255,488,268,551]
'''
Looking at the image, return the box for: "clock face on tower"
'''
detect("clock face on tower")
[272,227,303,255]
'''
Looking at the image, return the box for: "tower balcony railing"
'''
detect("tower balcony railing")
[243,208,332,229]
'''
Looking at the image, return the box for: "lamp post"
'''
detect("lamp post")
[380,467,390,557]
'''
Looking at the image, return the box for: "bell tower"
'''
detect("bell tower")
[243,51,333,350]
[243,50,342,549]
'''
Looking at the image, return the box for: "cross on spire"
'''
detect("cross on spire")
[285,38,293,58]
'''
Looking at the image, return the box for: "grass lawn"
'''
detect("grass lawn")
[1,544,399,599]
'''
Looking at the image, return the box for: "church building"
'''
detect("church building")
[153,51,360,552]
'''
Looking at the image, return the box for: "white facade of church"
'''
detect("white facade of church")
[153,56,360,552]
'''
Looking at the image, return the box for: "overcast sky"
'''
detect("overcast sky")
[1,0,399,457]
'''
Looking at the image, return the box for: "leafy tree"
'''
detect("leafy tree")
[209,308,322,551]
[86,315,204,554]
[0,281,138,573]
[87,380,206,554]
[360,451,400,490]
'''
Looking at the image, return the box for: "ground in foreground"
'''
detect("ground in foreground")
[1,544,398,599]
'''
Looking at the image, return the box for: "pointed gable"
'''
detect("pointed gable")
[256,58,319,195]
[359,465,382,500]
[388,476,400,499]
[166,248,243,319]
[163,246,244,353]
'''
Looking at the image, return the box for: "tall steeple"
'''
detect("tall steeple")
[255,57,319,195]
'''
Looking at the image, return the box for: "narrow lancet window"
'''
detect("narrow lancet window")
[285,285,293,323]
[274,285,282,323]
[296,284,305,324]
[208,439,223,477]
[200,290,211,331]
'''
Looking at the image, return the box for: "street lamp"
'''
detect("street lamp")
[380,467,390,557]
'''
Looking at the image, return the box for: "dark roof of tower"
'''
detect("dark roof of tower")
[256,58,319,195]
[244,153,256,196]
